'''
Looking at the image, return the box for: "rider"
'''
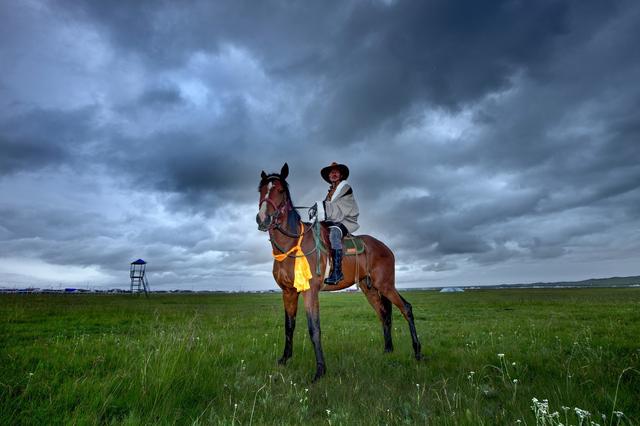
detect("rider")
[309,162,360,285]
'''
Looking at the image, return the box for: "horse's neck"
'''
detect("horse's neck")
[270,218,302,251]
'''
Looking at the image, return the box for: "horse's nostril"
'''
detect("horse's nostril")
[256,213,272,231]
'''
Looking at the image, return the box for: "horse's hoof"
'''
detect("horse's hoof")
[415,353,424,361]
[311,365,326,383]
[277,356,289,365]
[384,347,394,353]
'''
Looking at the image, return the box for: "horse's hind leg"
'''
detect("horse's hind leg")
[359,283,394,352]
[278,288,299,365]
[378,288,422,360]
[399,294,422,360]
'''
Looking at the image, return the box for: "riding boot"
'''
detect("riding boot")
[324,249,344,285]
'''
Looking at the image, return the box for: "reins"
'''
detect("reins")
[273,220,313,238]
[260,178,327,276]
[269,221,327,276]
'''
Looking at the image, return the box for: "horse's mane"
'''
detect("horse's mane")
[258,173,301,231]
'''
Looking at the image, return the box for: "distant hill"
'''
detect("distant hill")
[470,275,640,290]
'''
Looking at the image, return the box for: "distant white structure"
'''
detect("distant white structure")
[440,287,464,293]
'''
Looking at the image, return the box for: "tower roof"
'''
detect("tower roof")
[131,259,147,265]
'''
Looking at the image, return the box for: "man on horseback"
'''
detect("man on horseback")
[257,163,422,380]
[309,162,360,285]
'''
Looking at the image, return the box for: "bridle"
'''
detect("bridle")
[259,191,289,231]
[258,177,313,238]
[257,175,323,270]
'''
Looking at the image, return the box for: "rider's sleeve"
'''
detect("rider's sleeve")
[316,201,326,221]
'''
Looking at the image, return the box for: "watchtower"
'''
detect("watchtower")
[130,259,150,296]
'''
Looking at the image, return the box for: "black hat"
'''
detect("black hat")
[321,162,349,183]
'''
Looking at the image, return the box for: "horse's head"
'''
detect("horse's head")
[257,163,291,232]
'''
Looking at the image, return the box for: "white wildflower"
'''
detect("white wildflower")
[575,407,590,419]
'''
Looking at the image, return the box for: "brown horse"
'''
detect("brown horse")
[256,163,422,381]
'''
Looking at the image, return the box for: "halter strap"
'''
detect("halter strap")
[259,185,290,231]
[259,195,279,211]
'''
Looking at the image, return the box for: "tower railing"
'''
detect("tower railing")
[130,260,150,296]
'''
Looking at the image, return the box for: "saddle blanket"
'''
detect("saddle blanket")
[343,236,365,256]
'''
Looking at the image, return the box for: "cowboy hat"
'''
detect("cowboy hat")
[321,162,349,183]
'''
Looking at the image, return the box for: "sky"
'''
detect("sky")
[1,0,639,291]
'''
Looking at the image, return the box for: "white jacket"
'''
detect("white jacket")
[317,180,360,233]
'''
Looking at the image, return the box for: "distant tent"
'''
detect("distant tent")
[440,287,464,293]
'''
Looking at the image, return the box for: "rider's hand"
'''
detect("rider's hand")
[308,203,318,221]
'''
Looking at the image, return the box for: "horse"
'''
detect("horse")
[256,163,422,381]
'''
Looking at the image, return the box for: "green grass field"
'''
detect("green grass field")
[1,288,639,425]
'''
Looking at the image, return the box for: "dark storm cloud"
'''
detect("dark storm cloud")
[55,0,617,143]
[54,0,346,70]
[0,206,110,241]
[311,0,577,142]
[136,84,185,110]
[0,107,97,175]
[101,104,260,210]
[423,261,458,272]
[1,0,640,289]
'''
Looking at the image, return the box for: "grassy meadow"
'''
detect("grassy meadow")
[1,288,639,425]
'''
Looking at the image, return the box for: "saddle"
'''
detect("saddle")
[319,223,365,256]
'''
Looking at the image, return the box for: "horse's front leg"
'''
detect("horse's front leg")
[278,288,299,365]
[302,286,326,382]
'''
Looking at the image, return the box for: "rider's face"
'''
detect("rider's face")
[329,168,342,183]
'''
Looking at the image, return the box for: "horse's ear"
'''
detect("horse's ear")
[280,163,289,180]
[261,170,267,180]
